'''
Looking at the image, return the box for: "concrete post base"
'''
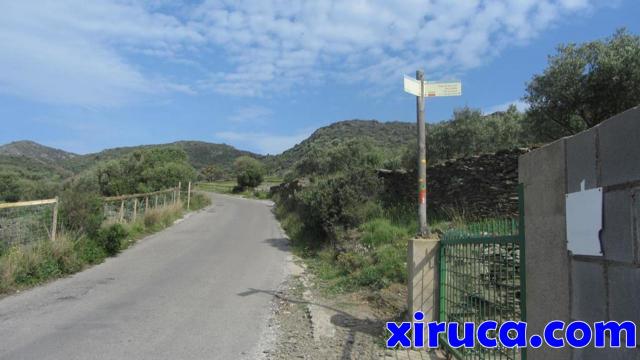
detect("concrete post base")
[407,238,440,344]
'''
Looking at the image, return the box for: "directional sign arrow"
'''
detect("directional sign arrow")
[403,75,422,96]
[424,81,462,97]
[403,75,462,97]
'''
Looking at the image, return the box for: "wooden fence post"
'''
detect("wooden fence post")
[155,195,158,208]
[145,196,149,212]
[133,198,138,221]
[119,200,125,223]
[187,181,191,210]
[51,197,59,241]
[178,182,181,203]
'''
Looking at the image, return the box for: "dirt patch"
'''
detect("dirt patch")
[264,257,446,360]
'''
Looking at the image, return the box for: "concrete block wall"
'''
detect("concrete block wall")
[519,106,640,359]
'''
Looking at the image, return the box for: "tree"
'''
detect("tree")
[234,156,265,189]
[0,172,21,202]
[201,164,223,182]
[96,147,196,196]
[524,29,640,141]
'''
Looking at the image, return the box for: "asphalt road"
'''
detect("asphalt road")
[0,194,289,360]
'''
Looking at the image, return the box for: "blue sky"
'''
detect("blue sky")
[0,0,638,155]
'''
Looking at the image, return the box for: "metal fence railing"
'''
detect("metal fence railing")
[0,199,58,249]
[439,185,526,360]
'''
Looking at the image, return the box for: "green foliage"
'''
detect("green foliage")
[59,188,104,237]
[95,224,127,256]
[0,172,21,202]
[428,106,528,162]
[201,164,224,182]
[266,120,414,174]
[525,29,640,141]
[297,170,382,240]
[234,156,265,189]
[96,147,196,196]
[359,218,411,247]
[292,138,385,178]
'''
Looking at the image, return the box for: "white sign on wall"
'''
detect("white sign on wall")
[566,182,603,256]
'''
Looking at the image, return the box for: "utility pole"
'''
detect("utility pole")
[416,70,429,236]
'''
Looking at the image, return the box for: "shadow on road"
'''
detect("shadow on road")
[262,238,290,252]
[238,287,385,360]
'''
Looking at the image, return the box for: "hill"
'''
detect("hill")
[0,140,77,165]
[65,141,261,173]
[266,120,416,173]
[0,140,263,182]
[0,141,77,180]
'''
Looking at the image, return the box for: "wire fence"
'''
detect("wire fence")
[439,185,526,360]
[0,199,58,251]
[102,188,180,224]
[0,182,197,251]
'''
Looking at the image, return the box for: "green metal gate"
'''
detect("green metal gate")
[438,185,526,359]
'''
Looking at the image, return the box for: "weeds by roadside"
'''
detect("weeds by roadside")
[0,195,211,296]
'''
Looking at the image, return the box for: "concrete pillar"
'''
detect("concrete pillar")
[407,238,439,344]
[519,139,571,359]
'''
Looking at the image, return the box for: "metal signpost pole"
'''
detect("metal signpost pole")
[404,72,461,237]
[416,70,429,236]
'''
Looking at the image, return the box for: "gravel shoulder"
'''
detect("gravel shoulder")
[264,254,446,360]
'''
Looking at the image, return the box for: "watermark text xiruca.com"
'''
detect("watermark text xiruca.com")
[387,312,637,349]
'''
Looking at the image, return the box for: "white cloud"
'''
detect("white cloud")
[214,129,313,155]
[484,100,530,114]
[0,0,599,105]
[0,1,199,106]
[193,0,596,96]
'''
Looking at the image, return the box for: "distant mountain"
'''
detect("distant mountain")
[0,120,418,179]
[267,120,416,172]
[0,141,77,180]
[0,140,263,180]
[0,140,78,165]
[65,141,262,173]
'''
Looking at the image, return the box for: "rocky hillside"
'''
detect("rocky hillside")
[266,119,415,173]
[0,140,77,165]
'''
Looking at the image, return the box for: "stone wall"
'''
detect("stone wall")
[379,148,529,219]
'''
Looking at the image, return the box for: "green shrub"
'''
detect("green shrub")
[297,169,381,241]
[59,189,104,237]
[234,156,265,188]
[359,218,410,247]
[95,224,128,255]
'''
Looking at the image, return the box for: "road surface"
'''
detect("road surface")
[0,194,289,360]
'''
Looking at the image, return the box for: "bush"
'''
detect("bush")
[59,189,104,237]
[95,224,128,255]
[297,169,382,241]
[234,156,265,188]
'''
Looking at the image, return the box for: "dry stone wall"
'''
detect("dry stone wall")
[378,148,530,218]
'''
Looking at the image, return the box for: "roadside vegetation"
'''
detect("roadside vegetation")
[0,146,211,295]
[273,29,640,299]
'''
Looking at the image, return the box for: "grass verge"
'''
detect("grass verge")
[0,194,211,295]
